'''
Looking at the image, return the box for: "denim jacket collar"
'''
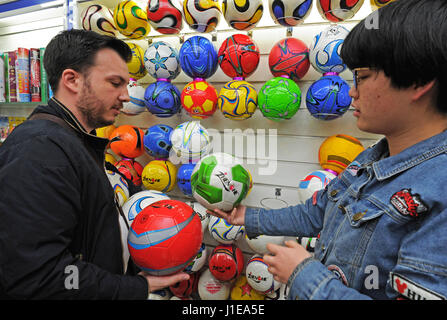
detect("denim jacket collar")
[364,131,447,181]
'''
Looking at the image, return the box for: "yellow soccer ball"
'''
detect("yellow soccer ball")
[114,0,150,39]
[126,43,147,79]
[318,134,365,175]
[218,80,257,120]
[230,275,265,300]
[141,160,178,192]
[370,0,395,10]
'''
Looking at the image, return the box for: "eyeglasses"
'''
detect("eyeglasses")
[353,68,371,89]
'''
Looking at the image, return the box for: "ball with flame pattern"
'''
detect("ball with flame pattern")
[222,0,263,31]
[81,4,118,37]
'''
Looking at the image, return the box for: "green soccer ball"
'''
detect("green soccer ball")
[191,152,252,212]
[258,77,302,121]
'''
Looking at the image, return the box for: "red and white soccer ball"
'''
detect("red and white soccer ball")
[198,269,232,300]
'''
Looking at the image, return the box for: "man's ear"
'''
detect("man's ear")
[60,69,82,94]
[412,79,436,102]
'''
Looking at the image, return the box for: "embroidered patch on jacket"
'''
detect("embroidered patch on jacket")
[390,188,428,217]
[346,161,361,176]
[327,265,348,286]
[390,273,445,300]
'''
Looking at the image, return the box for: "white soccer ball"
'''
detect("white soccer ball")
[297,169,336,203]
[148,288,172,300]
[81,4,118,37]
[208,215,244,244]
[187,201,210,234]
[244,234,295,255]
[246,254,281,294]
[184,243,208,273]
[183,0,221,33]
[198,269,232,300]
[122,79,146,115]
[169,121,211,164]
[309,24,350,74]
[144,41,181,80]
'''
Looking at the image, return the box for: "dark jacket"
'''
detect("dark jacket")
[0,98,147,299]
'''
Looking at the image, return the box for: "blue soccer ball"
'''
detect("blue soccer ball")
[177,163,196,196]
[179,35,218,79]
[144,80,181,117]
[306,74,352,121]
[143,124,173,159]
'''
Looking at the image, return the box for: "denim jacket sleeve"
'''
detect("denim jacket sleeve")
[244,187,329,239]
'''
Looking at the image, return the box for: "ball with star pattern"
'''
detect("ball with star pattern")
[144,41,181,80]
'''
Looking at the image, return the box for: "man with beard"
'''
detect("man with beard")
[0,29,189,299]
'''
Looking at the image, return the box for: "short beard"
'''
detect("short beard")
[76,77,114,130]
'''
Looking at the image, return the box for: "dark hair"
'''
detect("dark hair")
[341,0,447,114]
[44,29,132,92]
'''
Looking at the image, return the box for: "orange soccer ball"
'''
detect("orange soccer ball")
[181,79,218,119]
[110,125,145,159]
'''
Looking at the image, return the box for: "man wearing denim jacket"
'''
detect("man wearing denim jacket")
[211,0,447,300]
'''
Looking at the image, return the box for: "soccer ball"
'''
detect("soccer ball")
[81,4,118,37]
[170,272,199,298]
[265,283,289,300]
[181,79,218,119]
[146,0,183,34]
[177,163,196,196]
[122,79,146,115]
[268,0,313,27]
[141,160,178,192]
[222,0,263,31]
[106,169,129,206]
[144,80,182,117]
[127,199,203,275]
[109,125,145,159]
[179,36,218,79]
[96,124,116,149]
[113,0,150,39]
[319,134,365,174]
[126,43,147,80]
[258,77,302,121]
[144,41,181,80]
[187,201,210,234]
[218,80,257,120]
[309,24,349,74]
[169,121,211,164]
[246,254,281,294]
[208,244,244,282]
[231,275,265,300]
[218,34,260,79]
[370,0,395,10]
[183,0,221,33]
[184,243,208,273]
[115,158,144,186]
[208,215,244,244]
[198,268,232,300]
[191,152,252,211]
[119,190,170,271]
[143,124,173,159]
[269,38,310,81]
[316,0,365,22]
[297,169,336,203]
[306,75,352,120]
[244,234,294,255]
